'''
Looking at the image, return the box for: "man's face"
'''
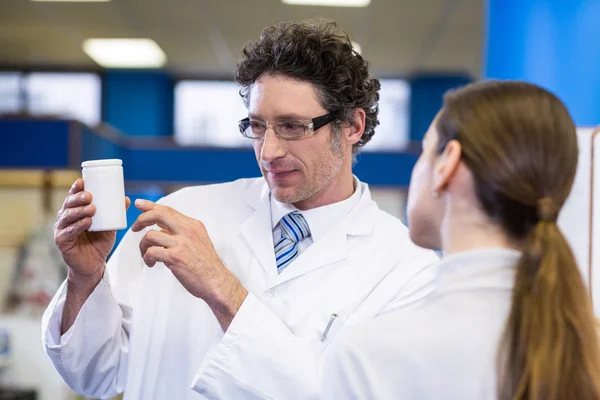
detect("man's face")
[248,74,345,207]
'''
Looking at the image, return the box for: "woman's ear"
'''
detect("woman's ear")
[432,139,462,193]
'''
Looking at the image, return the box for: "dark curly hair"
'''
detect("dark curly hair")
[235,19,380,155]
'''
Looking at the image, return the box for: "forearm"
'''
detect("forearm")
[44,268,131,398]
[61,267,104,334]
[206,273,248,332]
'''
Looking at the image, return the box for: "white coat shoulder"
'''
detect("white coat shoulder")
[372,208,415,245]
[322,289,510,400]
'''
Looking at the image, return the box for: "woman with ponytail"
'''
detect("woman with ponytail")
[321,80,600,400]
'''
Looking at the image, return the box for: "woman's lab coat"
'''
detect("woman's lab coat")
[321,248,520,400]
[41,177,439,400]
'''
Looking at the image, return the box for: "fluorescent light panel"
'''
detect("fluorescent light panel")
[32,0,110,2]
[83,39,166,68]
[282,0,370,6]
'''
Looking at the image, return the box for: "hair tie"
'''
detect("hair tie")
[537,197,558,222]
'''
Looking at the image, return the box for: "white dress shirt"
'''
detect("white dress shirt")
[270,179,361,254]
[322,247,520,400]
[42,177,440,400]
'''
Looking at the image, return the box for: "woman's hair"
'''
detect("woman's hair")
[436,80,600,400]
[234,19,380,155]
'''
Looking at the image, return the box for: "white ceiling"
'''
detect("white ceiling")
[0,0,484,78]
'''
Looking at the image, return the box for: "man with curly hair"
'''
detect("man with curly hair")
[42,19,439,400]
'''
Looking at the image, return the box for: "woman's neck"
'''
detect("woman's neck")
[440,207,517,256]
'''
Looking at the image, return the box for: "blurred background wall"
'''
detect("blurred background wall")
[0,0,599,399]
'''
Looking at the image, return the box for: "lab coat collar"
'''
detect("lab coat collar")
[273,180,378,286]
[269,175,363,243]
[435,248,520,294]
[240,178,277,279]
[239,177,378,287]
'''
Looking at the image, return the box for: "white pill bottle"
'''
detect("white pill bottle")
[81,159,127,231]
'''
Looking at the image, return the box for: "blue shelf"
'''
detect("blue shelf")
[0,117,417,187]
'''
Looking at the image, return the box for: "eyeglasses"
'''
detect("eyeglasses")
[238,112,338,141]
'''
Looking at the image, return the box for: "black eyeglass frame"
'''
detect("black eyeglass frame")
[238,112,340,141]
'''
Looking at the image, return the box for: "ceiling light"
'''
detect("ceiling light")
[32,0,111,2]
[351,41,362,54]
[282,0,370,7]
[83,39,166,68]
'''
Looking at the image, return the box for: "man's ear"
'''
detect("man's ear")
[344,108,366,145]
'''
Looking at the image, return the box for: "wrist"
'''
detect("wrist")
[207,276,248,330]
[67,266,104,296]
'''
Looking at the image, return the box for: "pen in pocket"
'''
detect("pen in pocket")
[321,313,338,342]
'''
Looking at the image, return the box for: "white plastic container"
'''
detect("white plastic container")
[81,159,127,232]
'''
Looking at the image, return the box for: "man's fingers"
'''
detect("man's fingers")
[59,180,88,217]
[131,207,179,233]
[57,191,93,223]
[56,205,96,229]
[125,196,131,211]
[139,230,177,260]
[134,199,155,212]
[61,191,93,213]
[142,246,172,268]
[67,179,84,196]
[55,217,93,248]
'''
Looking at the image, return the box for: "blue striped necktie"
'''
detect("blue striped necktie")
[274,212,311,273]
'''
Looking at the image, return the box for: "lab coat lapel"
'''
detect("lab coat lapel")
[239,179,278,279]
[271,185,377,286]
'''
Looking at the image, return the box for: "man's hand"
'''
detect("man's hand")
[55,179,131,335]
[55,179,130,281]
[132,199,248,331]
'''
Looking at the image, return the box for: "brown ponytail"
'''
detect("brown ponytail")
[499,211,600,400]
[436,80,600,399]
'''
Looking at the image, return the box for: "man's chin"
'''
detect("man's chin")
[270,188,301,204]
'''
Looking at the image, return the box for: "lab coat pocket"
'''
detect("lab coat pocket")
[314,310,350,348]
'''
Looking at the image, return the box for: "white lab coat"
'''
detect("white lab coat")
[42,177,439,400]
[321,248,521,400]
